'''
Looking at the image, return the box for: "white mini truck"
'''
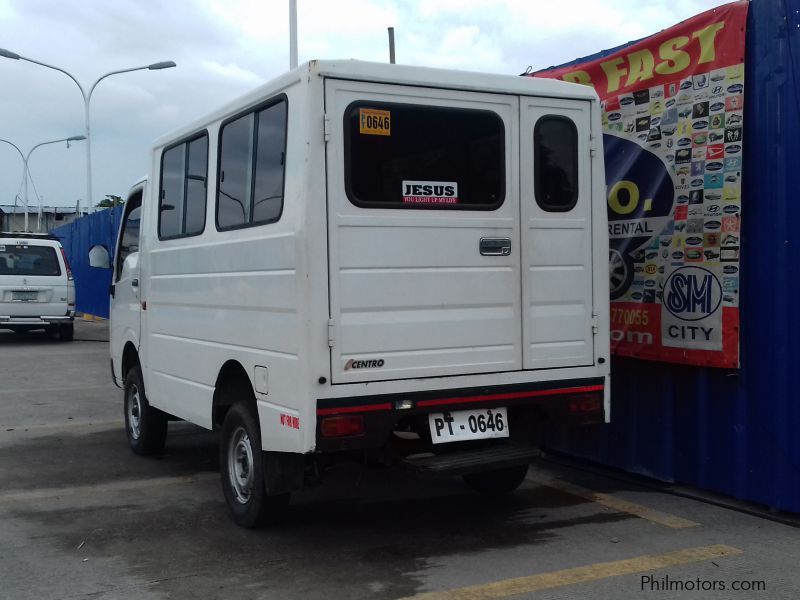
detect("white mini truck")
[92,60,610,527]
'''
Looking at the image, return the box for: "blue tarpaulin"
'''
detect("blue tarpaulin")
[52,205,122,319]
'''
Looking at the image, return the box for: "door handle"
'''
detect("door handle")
[131,278,139,288]
[480,238,512,256]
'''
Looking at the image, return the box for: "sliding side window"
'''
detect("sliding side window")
[158,133,209,239]
[217,97,288,230]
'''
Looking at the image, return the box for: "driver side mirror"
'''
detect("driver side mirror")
[88,245,111,269]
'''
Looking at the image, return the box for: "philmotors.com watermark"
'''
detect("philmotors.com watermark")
[642,574,766,593]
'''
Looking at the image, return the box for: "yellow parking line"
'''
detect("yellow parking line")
[400,545,742,600]
[529,475,700,529]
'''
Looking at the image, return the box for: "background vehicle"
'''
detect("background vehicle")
[0,232,75,340]
[92,60,611,527]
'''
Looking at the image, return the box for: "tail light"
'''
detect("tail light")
[59,247,73,281]
[569,395,603,414]
[321,415,365,438]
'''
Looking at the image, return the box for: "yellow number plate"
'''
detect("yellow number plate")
[359,108,391,136]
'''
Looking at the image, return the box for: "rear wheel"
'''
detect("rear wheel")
[124,364,168,455]
[220,402,290,528]
[462,464,529,495]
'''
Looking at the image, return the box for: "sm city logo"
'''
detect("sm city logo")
[665,266,722,320]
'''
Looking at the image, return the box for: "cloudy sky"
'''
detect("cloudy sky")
[0,0,725,214]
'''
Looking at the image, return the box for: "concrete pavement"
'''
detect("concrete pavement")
[0,320,797,599]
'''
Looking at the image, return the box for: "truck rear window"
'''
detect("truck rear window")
[344,102,505,210]
[0,245,61,276]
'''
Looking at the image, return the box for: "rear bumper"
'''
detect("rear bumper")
[0,313,74,326]
[315,377,605,454]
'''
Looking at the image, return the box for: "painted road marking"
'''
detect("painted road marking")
[0,473,217,504]
[400,545,742,600]
[529,474,700,529]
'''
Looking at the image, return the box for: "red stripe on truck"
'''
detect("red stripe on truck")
[415,384,605,408]
[316,384,604,416]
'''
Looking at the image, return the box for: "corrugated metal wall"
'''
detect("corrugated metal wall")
[547,0,800,513]
[52,206,123,319]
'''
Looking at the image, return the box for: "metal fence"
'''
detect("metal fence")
[52,205,123,319]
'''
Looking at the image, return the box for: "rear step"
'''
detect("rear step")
[402,445,541,476]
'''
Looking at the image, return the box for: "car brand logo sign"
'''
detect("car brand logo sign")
[664,266,723,322]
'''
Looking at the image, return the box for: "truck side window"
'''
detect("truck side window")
[533,116,578,212]
[158,132,209,239]
[217,97,288,230]
[344,102,505,210]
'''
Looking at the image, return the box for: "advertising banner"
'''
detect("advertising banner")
[534,1,747,368]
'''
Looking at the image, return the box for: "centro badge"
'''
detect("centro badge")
[664,266,722,321]
[345,359,385,370]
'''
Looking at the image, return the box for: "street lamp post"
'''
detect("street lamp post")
[1,135,86,232]
[0,48,175,209]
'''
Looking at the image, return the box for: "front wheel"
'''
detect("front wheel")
[462,464,529,495]
[220,403,289,528]
[124,364,167,455]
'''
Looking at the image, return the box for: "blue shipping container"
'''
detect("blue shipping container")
[547,0,800,513]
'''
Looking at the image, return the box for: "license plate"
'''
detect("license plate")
[428,407,509,444]
[12,291,38,301]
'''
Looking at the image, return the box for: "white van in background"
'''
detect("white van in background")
[92,60,610,528]
[1,233,75,340]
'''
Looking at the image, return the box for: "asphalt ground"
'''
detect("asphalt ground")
[1,320,798,599]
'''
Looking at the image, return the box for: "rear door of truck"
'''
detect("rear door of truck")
[325,79,594,384]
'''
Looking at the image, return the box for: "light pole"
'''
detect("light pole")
[1,135,85,232]
[0,48,176,210]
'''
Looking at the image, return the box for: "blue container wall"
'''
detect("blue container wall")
[52,206,123,319]
[548,0,800,513]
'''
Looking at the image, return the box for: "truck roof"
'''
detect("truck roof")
[153,59,598,149]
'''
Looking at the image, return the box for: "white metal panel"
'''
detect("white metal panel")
[325,80,522,383]
[520,98,595,369]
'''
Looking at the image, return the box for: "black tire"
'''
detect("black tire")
[124,364,168,455]
[59,323,74,341]
[220,402,290,528]
[462,464,529,495]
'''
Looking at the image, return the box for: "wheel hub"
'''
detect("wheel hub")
[127,385,142,440]
[228,427,254,504]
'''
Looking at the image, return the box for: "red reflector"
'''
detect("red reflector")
[321,415,364,438]
[59,247,73,281]
[569,395,603,414]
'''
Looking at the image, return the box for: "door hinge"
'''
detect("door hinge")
[323,114,331,143]
[589,133,598,158]
[327,318,335,347]
[591,312,599,335]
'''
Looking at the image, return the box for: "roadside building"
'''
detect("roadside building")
[0,204,88,233]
